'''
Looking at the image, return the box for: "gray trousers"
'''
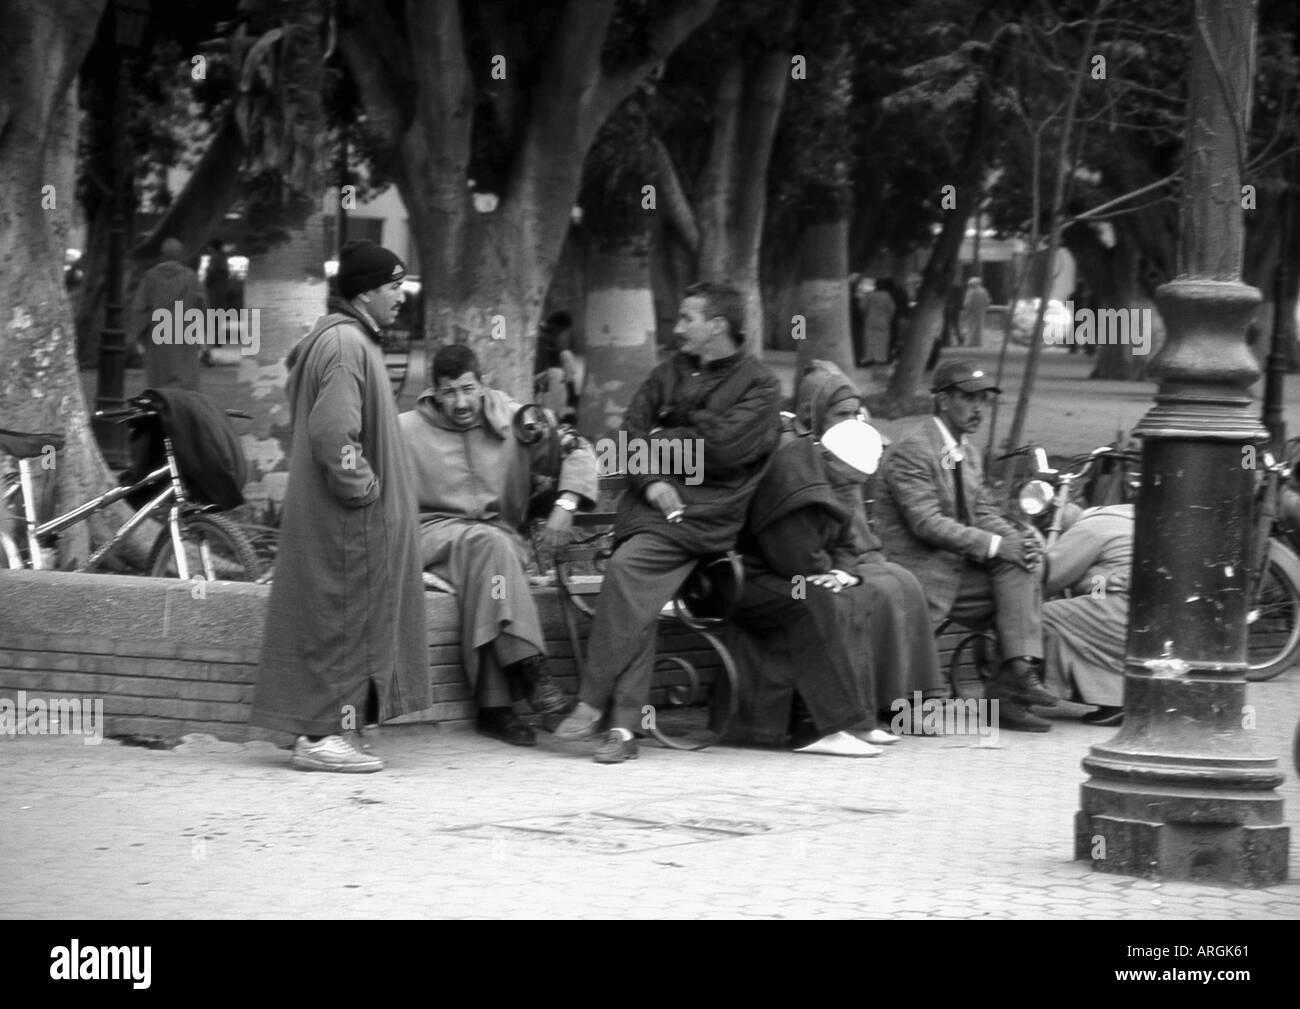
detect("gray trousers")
[947,558,1043,660]
[580,533,698,732]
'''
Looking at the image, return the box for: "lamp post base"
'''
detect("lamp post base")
[1074,668,1289,887]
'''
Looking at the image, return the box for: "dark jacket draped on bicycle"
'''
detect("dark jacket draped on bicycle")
[249,295,429,736]
[123,388,247,510]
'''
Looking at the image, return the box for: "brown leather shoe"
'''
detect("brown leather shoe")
[996,657,1059,707]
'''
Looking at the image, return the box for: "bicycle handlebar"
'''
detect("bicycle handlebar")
[1055,445,1140,482]
[94,401,252,424]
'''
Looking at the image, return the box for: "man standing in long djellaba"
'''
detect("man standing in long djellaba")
[400,344,598,748]
[250,239,428,772]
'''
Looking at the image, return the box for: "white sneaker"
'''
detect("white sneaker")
[292,734,385,773]
[856,728,901,746]
[343,725,380,752]
[794,731,881,757]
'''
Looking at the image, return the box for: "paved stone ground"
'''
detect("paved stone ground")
[37,348,1300,919]
[3,673,1297,920]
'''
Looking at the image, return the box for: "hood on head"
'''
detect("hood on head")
[795,360,858,437]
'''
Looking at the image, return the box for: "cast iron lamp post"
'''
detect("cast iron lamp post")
[1074,0,1288,886]
[91,0,150,468]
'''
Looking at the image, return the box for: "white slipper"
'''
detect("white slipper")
[856,728,901,745]
[794,731,881,757]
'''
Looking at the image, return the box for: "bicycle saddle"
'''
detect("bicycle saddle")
[0,428,66,459]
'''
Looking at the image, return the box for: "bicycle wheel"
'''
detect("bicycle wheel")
[1245,538,1300,681]
[148,513,263,581]
[1,476,25,568]
[948,630,997,699]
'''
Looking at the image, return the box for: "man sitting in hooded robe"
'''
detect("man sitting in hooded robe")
[399,344,598,747]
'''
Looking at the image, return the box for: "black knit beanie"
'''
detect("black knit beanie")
[338,239,405,299]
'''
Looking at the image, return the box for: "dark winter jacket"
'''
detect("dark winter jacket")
[125,387,247,509]
[613,348,781,555]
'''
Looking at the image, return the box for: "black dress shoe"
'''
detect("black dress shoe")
[476,707,536,747]
[1082,706,1124,726]
[507,656,573,729]
[997,657,1059,707]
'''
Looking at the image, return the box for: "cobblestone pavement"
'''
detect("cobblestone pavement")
[3,674,1298,920]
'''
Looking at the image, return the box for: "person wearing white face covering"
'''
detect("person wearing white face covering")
[726,400,901,757]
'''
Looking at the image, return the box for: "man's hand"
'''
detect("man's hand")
[645,481,685,521]
[539,499,576,547]
[422,571,457,594]
[1023,525,1045,564]
[995,531,1040,571]
[807,573,845,593]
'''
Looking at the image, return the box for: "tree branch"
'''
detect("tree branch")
[337,19,407,148]
[650,135,699,253]
[595,0,720,122]
[1065,173,1180,226]
[131,110,245,263]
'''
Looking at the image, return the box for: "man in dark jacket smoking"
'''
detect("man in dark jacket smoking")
[554,282,781,763]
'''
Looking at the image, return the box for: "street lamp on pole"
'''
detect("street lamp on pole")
[1074,0,1288,886]
[91,0,150,469]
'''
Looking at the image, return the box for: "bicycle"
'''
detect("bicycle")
[1,393,262,581]
[943,445,1138,698]
[1005,441,1300,681]
[1243,437,1300,680]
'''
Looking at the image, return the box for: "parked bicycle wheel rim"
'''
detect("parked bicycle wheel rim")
[0,530,21,569]
[948,630,997,700]
[1245,538,1300,681]
[148,513,263,582]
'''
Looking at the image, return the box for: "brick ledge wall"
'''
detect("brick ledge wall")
[0,569,724,745]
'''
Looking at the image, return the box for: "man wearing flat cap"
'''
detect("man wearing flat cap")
[251,239,429,772]
[872,361,1058,732]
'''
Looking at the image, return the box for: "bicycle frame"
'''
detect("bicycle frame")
[1246,451,1288,601]
[2,431,196,579]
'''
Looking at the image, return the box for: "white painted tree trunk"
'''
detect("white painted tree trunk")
[577,243,660,440]
[794,219,855,377]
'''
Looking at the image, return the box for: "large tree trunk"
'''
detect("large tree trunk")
[695,49,790,349]
[793,218,854,375]
[1064,223,1151,381]
[344,0,718,400]
[0,0,153,567]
